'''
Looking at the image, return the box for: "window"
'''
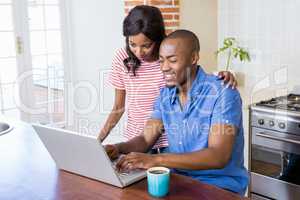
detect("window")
[0,0,20,118]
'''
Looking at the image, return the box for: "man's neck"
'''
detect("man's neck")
[178,66,198,97]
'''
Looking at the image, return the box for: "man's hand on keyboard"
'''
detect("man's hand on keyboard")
[104,144,119,160]
[116,152,158,172]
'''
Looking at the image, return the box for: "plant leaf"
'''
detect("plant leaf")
[218,37,251,65]
[224,37,235,47]
[246,52,251,61]
[216,46,229,54]
[239,53,243,61]
[232,48,239,58]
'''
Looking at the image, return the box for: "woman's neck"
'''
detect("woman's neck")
[143,54,158,62]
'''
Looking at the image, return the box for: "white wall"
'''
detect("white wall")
[218,0,300,105]
[218,0,300,168]
[64,0,125,135]
[180,0,218,72]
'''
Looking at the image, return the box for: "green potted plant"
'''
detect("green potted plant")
[216,37,251,71]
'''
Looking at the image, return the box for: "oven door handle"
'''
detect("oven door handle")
[256,132,300,145]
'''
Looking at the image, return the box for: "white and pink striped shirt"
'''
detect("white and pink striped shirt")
[108,48,168,148]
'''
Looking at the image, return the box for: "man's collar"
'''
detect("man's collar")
[169,86,177,104]
[188,66,206,98]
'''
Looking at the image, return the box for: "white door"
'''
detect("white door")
[27,0,65,126]
[0,0,66,126]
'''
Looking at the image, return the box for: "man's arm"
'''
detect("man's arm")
[117,123,236,171]
[117,86,242,171]
[116,119,164,153]
[156,124,236,170]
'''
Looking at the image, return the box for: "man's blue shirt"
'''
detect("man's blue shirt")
[151,66,249,195]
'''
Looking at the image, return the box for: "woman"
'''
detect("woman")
[98,5,237,153]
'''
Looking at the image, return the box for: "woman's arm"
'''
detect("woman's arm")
[98,88,126,142]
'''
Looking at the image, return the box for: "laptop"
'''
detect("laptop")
[32,124,146,188]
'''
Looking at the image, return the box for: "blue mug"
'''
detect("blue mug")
[147,167,170,197]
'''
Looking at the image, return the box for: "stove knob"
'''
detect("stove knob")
[269,120,275,127]
[279,122,286,129]
[258,119,264,125]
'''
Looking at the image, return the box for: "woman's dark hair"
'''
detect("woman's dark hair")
[123,5,166,76]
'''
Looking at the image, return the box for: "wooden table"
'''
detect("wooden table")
[0,120,248,200]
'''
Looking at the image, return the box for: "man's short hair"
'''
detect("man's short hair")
[164,29,200,52]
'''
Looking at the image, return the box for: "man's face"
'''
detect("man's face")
[159,38,196,88]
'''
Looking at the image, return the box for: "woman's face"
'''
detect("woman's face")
[128,33,156,61]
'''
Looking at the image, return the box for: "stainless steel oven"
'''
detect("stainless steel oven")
[250,94,300,200]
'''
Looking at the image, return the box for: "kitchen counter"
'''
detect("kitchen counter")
[0,120,249,200]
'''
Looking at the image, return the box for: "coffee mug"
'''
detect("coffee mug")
[147,166,170,197]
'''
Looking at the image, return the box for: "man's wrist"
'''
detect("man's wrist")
[115,142,124,154]
[154,154,165,167]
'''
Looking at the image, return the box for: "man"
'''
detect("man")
[105,30,249,195]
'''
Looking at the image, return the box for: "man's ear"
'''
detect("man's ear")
[191,51,199,65]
